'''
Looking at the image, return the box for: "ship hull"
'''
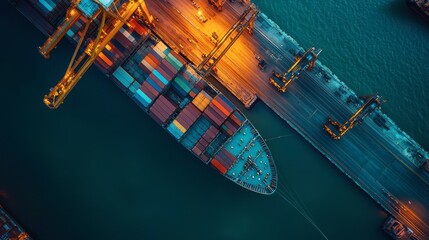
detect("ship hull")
[406,0,429,21]
[11,0,277,195]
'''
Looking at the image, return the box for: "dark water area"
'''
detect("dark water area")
[0,0,428,239]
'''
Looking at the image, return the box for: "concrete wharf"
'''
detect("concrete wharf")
[146,0,429,238]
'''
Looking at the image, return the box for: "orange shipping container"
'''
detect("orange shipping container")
[211,159,227,174]
[98,52,113,66]
[212,99,230,117]
[229,113,241,126]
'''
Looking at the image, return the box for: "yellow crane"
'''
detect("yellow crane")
[40,0,153,109]
[198,4,258,77]
[324,94,383,140]
[269,47,321,93]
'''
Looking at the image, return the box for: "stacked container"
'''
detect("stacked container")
[191,125,219,159]
[192,91,212,111]
[167,103,201,140]
[221,110,245,136]
[149,95,177,125]
[180,117,211,150]
[95,18,149,73]
[112,66,135,90]
[32,0,64,16]
[211,148,237,174]
[134,53,182,108]
[203,94,235,128]
[65,15,87,41]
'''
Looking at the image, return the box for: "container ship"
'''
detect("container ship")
[0,205,32,240]
[10,0,277,195]
[407,0,429,21]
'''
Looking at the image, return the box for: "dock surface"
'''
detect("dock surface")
[146,0,429,238]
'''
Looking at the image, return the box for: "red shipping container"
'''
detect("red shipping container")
[211,159,227,174]
[144,56,158,70]
[129,18,148,36]
[215,95,234,113]
[211,99,230,118]
[147,52,161,66]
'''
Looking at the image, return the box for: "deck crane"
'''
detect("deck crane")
[198,4,258,77]
[269,47,321,93]
[324,94,384,140]
[40,0,153,109]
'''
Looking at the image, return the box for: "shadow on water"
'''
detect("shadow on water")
[384,0,429,26]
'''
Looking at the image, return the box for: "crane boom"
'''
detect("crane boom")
[43,0,146,109]
[198,4,257,77]
[324,94,383,140]
[269,47,321,92]
[39,7,83,58]
[202,7,259,78]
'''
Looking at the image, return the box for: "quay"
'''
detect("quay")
[146,0,429,238]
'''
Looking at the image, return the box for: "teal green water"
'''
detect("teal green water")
[1,0,428,239]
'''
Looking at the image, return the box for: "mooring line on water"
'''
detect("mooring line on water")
[279,181,314,221]
[265,133,296,142]
[277,184,329,240]
[277,190,329,240]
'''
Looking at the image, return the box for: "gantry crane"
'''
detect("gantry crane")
[40,0,153,109]
[324,94,384,140]
[198,4,258,77]
[269,47,321,93]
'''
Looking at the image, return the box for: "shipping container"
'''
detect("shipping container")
[128,81,140,95]
[112,66,134,88]
[152,70,170,86]
[192,90,211,112]
[160,59,177,76]
[167,122,184,140]
[149,95,177,125]
[140,81,159,99]
[180,116,211,150]
[129,18,148,36]
[146,75,163,92]
[210,159,227,174]
[133,89,151,109]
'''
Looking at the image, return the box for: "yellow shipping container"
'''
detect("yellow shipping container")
[173,120,187,133]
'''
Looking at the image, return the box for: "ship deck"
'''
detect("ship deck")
[223,121,276,194]
[145,0,429,238]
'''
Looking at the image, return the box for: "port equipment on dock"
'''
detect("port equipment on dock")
[12,0,429,236]
[269,47,321,93]
[383,216,414,240]
[198,4,258,77]
[324,94,383,140]
[208,0,224,11]
[41,0,154,109]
